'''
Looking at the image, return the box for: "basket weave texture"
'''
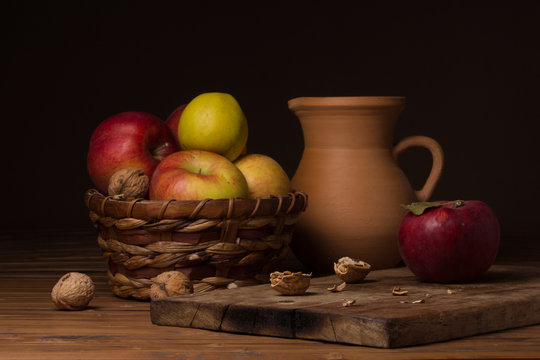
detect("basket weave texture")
[84,189,308,300]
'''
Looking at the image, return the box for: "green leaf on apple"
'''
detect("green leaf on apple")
[401,202,444,216]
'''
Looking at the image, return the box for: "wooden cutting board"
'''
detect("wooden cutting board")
[150,264,540,348]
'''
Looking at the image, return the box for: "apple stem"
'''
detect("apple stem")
[452,200,465,208]
[152,142,170,160]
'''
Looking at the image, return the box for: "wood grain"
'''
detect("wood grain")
[151,264,540,348]
[1,231,540,359]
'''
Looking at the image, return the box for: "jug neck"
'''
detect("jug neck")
[289,97,406,149]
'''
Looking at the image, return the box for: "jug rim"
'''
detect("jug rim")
[288,96,406,110]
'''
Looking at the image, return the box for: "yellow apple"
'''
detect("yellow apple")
[149,150,248,201]
[178,92,248,161]
[234,154,291,198]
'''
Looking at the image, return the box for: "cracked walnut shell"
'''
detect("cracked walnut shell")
[270,271,311,295]
[334,257,372,283]
[51,272,95,310]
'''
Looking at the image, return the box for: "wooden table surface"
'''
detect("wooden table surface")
[1,231,539,360]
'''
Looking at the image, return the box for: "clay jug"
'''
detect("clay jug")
[289,96,443,274]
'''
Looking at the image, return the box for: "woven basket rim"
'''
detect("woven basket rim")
[84,189,308,221]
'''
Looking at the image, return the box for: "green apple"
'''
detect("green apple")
[234,154,291,198]
[178,92,248,161]
[149,150,249,201]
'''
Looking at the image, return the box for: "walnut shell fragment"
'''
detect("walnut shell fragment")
[51,272,95,310]
[150,271,194,300]
[334,257,372,283]
[392,286,409,296]
[270,271,311,295]
[108,168,149,199]
[327,282,346,292]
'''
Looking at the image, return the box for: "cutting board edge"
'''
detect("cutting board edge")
[150,264,540,348]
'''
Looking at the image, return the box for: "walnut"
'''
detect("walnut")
[334,257,372,283]
[107,168,149,199]
[150,271,194,300]
[51,272,95,310]
[270,271,311,295]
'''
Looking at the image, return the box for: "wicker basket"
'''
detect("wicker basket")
[84,189,308,300]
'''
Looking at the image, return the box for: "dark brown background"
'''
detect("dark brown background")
[2,2,539,246]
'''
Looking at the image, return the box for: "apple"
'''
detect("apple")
[149,150,249,201]
[234,154,291,198]
[87,111,178,194]
[398,200,500,283]
[178,92,248,161]
[165,104,187,148]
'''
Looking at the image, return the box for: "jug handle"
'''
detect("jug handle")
[392,135,444,202]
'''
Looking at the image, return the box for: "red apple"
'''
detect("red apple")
[149,150,249,201]
[87,111,178,194]
[398,200,500,283]
[234,154,291,198]
[165,104,187,148]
